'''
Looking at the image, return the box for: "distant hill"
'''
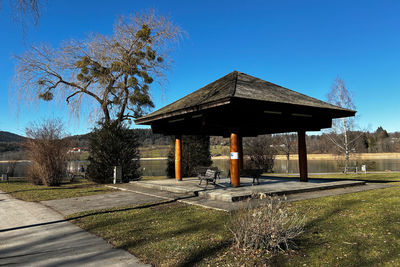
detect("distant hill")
[0,131,26,143]
[64,129,170,147]
[0,129,170,147]
[64,133,90,147]
[0,131,26,154]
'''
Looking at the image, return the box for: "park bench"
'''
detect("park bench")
[197,167,220,188]
[341,166,359,173]
[240,169,263,185]
[67,170,86,182]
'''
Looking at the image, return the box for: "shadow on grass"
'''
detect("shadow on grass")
[0,195,195,233]
[115,219,230,264]
[291,197,400,266]
[1,181,105,194]
[177,241,232,267]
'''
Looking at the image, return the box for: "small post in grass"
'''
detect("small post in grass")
[113,166,122,184]
[1,173,8,182]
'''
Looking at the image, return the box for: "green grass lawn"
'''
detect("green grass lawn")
[283,184,400,267]
[0,178,115,202]
[68,173,400,266]
[69,202,230,267]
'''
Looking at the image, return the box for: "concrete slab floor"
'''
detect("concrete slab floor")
[132,176,367,202]
[113,181,394,212]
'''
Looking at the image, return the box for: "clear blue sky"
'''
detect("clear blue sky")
[1,0,399,136]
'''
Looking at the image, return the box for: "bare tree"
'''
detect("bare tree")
[6,160,18,177]
[244,135,275,173]
[0,0,45,35]
[327,76,359,173]
[274,133,297,173]
[13,10,182,126]
[10,0,41,25]
[24,119,70,186]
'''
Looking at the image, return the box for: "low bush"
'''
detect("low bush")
[228,195,305,254]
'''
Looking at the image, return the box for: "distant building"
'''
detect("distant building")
[67,147,89,153]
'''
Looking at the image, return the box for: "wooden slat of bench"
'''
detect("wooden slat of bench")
[198,168,220,187]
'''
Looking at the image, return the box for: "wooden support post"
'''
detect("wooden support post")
[238,135,243,170]
[230,132,240,187]
[175,136,182,181]
[297,130,308,182]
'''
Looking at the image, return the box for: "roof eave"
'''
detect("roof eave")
[135,97,232,125]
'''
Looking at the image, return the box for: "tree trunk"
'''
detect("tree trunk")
[102,105,111,125]
[286,153,290,174]
[343,117,349,174]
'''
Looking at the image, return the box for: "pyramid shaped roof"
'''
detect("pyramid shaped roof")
[135,71,355,126]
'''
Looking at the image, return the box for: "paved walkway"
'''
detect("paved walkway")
[41,191,163,216]
[0,191,149,267]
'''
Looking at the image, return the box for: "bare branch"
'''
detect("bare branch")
[326,76,357,173]
[13,10,182,126]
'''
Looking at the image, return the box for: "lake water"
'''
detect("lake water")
[141,158,400,176]
[3,158,400,177]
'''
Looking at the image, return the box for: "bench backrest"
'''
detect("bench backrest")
[205,169,217,178]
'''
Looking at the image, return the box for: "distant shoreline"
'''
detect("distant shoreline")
[141,153,400,161]
[2,153,400,163]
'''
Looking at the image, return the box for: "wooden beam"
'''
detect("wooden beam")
[175,136,182,181]
[230,132,240,187]
[297,130,308,182]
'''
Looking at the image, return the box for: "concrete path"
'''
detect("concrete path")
[41,191,163,216]
[0,191,149,267]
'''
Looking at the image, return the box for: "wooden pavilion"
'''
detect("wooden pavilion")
[135,71,356,186]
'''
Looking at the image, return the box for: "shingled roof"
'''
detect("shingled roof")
[135,71,355,125]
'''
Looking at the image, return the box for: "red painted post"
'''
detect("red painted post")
[175,136,182,181]
[230,132,240,187]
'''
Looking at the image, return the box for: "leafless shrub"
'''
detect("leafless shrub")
[244,135,275,172]
[24,119,70,186]
[228,195,305,254]
[6,160,18,177]
[274,133,297,173]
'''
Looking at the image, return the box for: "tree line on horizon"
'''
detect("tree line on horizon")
[1,126,399,157]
